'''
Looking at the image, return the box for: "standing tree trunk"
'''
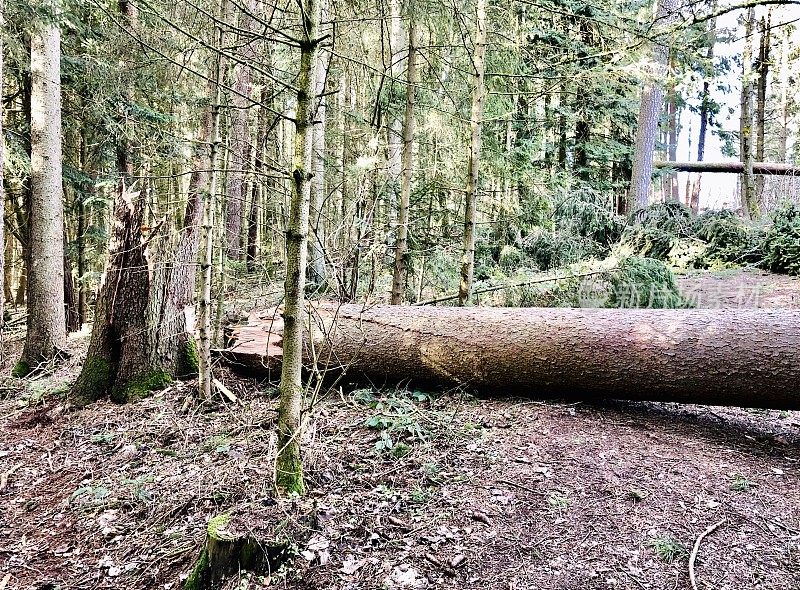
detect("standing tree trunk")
[755,12,771,204]
[247,76,272,272]
[198,2,225,401]
[224,2,257,261]
[691,12,717,214]
[0,0,4,329]
[739,7,758,220]
[458,0,487,307]
[17,6,67,375]
[777,27,790,162]
[665,57,680,203]
[389,20,417,305]
[626,0,678,214]
[308,0,330,289]
[276,0,321,495]
[384,0,404,250]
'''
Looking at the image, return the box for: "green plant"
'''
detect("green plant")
[730,473,754,492]
[410,485,433,504]
[606,256,691,309]
[547,492,570,509]
[648,536,687,563]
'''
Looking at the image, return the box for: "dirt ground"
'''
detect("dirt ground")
[1,269,799,590]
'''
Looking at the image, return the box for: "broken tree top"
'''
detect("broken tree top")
[220,304,800,410]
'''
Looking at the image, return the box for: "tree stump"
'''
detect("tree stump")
[184,510,295,589]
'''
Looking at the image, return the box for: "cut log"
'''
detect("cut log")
[654,161,800,176]
[218,304,800,410]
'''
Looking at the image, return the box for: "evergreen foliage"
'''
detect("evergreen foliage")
[761,203,800,275]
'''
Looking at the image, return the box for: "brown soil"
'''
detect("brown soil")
[1,270,799,590]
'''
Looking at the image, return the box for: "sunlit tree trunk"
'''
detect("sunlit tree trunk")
[777,28,790,162]
[626,0,678,213]
[18,5,67,375]
[458,0,487,307]
[389,19,417,305]
[276,0,321,495]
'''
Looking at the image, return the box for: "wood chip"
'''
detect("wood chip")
[472,510,491,525]
[424,553,441,567]
[450,554,466,568]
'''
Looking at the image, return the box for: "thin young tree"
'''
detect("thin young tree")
[276,0,322,495]
[389,18,417,305]
[17,0,67,375]
[740,6,758,219]
[458,0,487,307]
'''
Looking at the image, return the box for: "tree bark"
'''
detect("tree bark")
[389,20,417,305]
[458,0,487,307]
[18,6,67,375]
[70,1,213,405]
[223,304,800,410]
[276,0,321,496]
[626,0,678,214]
[0,0,4,329]
[755,12,771,203]
[224,2,257,261]
[384,0,404,250]
[308,0,330,289]
[740,7,758,220]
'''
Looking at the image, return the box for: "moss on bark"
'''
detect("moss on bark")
[275,446,305,496]
[178,337,200,377]
[111,369,173,404]
[11,360,31,378]
[70,356,114,406]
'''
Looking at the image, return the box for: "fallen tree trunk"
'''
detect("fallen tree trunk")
[220,304,800,409]
[654,161,800,175]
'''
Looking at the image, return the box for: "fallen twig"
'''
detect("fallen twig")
[689,519,725,590]
[0,464,21,492]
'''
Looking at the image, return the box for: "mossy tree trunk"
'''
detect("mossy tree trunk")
[276,0,321,495]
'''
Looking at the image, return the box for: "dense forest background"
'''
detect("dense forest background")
[3,0,799,325]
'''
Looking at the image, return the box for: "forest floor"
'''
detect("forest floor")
[1,268,799,590]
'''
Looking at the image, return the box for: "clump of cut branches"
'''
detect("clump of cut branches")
[606,256,692,309]
[553,189,625,248]
[622,202,694,261]
[692,210,764,266]
[522,230,604,271]
[761,202,800,275]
